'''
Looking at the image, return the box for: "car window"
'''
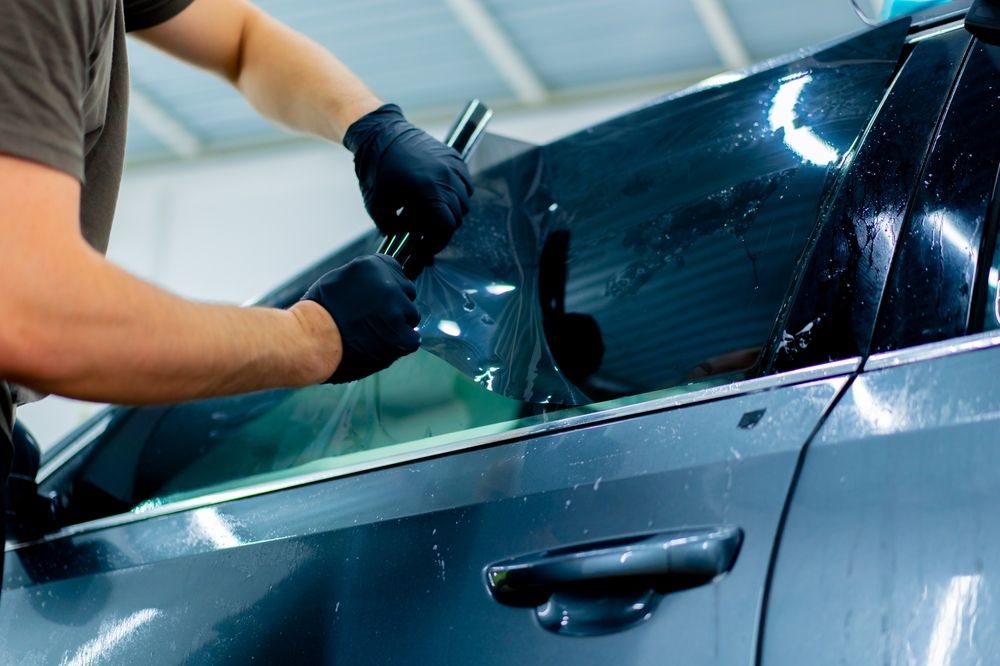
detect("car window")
[46,22,909,526]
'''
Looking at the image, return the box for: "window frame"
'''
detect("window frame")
[17,356,861,549]
[969,163,1000,330]
[766,22,973,375]
[870,36,1000,355]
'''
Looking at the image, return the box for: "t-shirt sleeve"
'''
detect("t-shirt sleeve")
[124,0,197,32]
[0,0,89,181]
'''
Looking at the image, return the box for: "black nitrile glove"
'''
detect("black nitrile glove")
[302,254,421,383]
[344,104,474,255]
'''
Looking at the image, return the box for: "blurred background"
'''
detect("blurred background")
[20,0,883,448]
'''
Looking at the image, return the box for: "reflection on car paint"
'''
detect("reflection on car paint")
[873,40,1000,352]
[770,25,970,373]
[763,345,1000,664]
[61,607,163,666]
[769,74,840,166]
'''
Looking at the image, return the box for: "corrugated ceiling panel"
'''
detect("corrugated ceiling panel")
[127,0,513,154]
[124,116,169,160]
[484,0,721,88]
[125,0,874,161]
[725,0,865,58]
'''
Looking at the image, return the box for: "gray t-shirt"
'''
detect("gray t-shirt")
[0,0,193,457]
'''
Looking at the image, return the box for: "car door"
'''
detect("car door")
[2,21,912,666]
[761,27,1000,665]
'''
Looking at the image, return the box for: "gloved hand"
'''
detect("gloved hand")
[302,254,421,383]
[344,104,474,255]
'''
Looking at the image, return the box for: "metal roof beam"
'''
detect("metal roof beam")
[443,0,548,105]
[690,0,752,70]
[130,88,203,158]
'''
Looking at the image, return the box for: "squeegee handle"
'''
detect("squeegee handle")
[377,99,494,271]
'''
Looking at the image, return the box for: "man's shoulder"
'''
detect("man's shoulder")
[5,0,113,36]
[123,0,196,33]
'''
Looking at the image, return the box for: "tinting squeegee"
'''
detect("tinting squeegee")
[377,99,494,276]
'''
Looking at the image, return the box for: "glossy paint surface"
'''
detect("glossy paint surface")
[982,206,1000,329]
[771,27,972,372]
[3,378,845,665]
[873,40,1000,351]
[762,343,1000,665]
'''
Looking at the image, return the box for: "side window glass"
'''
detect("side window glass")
[422,20,910,404]
[49,22,909,525]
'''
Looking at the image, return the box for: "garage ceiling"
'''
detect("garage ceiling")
[125,0,871,163]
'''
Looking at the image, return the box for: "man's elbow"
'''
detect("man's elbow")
[0,297,80,388]
[228,5,268,87]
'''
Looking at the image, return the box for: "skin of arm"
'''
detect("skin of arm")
[135,0,384,143]
[1,0,393,403]
[0,155,341,404]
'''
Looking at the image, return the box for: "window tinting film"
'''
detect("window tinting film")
[414,136,590,406]
[420,19,910,404]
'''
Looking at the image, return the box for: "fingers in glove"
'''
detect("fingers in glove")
[370,197,408,236]
[396,273,418,301]
[446,152,475,198]
[398,326,421,353]
[401,299,421,327]
[400,199,462,255]
[374,254,418,299]
[439,183,468,222]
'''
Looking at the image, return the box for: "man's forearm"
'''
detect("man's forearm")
[235,7,382,143]
[0,238,340,404]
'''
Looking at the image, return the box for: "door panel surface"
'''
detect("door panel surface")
[2,377,845,665]
[761,344,1000,664]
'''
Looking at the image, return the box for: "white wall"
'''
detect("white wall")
[17,89,678,448]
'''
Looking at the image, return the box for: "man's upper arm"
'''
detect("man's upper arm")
[0,155,85,375]
[131,0,258,83]
[0,156,82,253]
[0,0,90,181]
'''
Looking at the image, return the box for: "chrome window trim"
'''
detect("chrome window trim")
[36,413,114,484]
[8,357,860,551]
[865,329,1000,371]
[907,19,967,42]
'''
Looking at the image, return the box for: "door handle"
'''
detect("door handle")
[485,526,742,636]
